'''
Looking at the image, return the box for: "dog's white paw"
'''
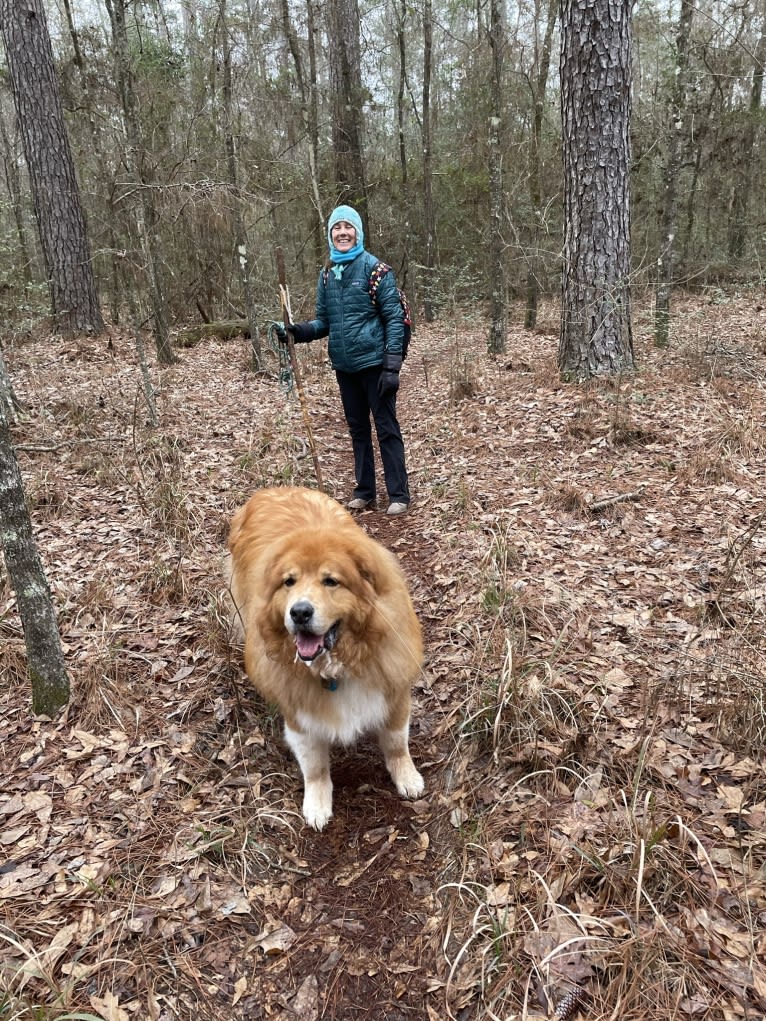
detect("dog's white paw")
[393,763,425,800]
[303,783,333,830]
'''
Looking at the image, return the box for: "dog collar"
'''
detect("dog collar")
[321,678,338,692]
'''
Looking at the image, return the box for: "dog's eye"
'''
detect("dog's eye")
[322,577,339,588]
[284,577,296,588]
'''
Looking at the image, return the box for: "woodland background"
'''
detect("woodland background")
[0,0,766,329]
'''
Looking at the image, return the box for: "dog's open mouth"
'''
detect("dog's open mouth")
[294,623,339,663]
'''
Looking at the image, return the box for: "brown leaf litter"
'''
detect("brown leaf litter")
[1,291,765,1020]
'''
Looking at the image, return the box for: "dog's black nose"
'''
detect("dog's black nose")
[290,601,314,628]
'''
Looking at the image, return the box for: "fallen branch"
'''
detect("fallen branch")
[15,437,126,453]
[589,484,646,513]
[176,320,250,348]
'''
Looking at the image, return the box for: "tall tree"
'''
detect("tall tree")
[559,0,634,380]
[0,366,70,716]
[104,0,174,365]
[327,0,368,222]
[0,98,32,285]
[524,0,557,330]
[395,0,409,188]
[486,0,506,354]
[220,0,263,370]
[281,0,324,252]
[0,0,103,336]
[421,0,436,322]
[59,0,124,324]
[728,0,766,259]
[654,0,694,348]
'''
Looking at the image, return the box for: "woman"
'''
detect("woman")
[277,204,411,515]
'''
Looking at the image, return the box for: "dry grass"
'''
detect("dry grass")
[439,729,760,1019]
[437,469,766,1019]
[0,923,108,1021]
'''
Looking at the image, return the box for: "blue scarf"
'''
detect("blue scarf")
[329,241,364,269]
[329,245,364,279]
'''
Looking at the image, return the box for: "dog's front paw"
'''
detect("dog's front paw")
[393,763,425,800]
[303,783,333,830]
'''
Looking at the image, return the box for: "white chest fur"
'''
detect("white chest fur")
[295,680,388,746]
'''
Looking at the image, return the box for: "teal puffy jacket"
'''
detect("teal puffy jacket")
[302,251,405,373]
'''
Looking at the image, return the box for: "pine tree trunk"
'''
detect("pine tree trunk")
[0,0,103,336]
[559,0,634,381]
[0,104,33,285]
[0,381,70,716]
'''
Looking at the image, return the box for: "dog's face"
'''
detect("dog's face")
[259,531,379,664]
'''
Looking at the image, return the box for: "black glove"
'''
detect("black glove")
[378,351,402,396]
[274,322,314,345]
[378,369,400,396]
[273,323,290,345]
[290,321,315,343]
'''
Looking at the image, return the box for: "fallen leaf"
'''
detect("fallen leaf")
[256,923,297,956]
[89,991,129,1021]
[288,974,319,1020]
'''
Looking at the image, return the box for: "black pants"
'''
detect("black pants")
[335,366,410,505]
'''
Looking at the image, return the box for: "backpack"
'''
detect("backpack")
[367,261,413,360]
[322,260,413,360]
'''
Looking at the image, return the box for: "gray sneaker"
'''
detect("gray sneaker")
[347,498,373,510]
[386,502,409,516]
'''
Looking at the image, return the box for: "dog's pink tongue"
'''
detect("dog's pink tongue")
[296,632,323,660]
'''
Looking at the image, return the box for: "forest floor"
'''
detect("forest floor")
[1,290,765,1021]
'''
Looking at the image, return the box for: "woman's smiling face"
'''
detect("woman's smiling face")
[331,221,357,252]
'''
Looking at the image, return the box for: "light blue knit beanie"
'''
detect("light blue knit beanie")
[327,205,365,263]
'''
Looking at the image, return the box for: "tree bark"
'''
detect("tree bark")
[0,101,33,285]
[0,370,70,716]
[559,0,635,381]
[654,0,694,348]
[0,0,104,336]
[0,349,21,422]
[327,0,368,223]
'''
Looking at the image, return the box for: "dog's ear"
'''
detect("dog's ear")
[353,551,375,589]
[352,542,399,598]
[338,537,377,597]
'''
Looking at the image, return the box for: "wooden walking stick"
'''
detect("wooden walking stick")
[275,247,324,491]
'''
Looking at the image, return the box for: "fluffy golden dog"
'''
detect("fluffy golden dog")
[227,486,424,830]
